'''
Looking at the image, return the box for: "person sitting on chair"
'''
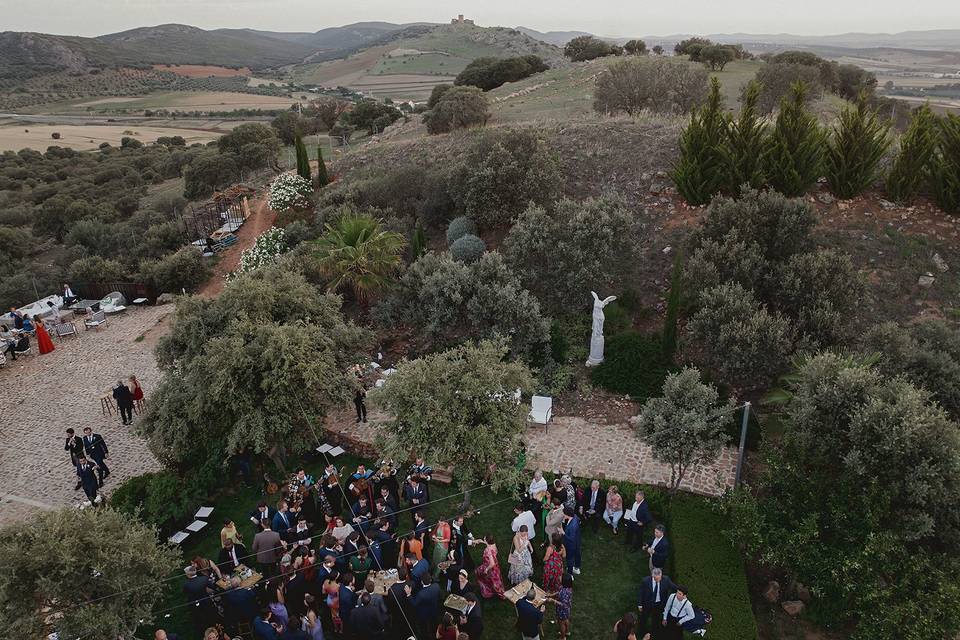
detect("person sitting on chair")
[62,284,79,306]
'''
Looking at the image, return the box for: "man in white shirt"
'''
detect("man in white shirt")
[662,584,696,638]
[511,503,537,541]
[528,470,548,498]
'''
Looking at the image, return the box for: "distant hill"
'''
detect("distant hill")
[515,27,593,46]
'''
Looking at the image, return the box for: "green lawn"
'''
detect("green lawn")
[141,451,755,639]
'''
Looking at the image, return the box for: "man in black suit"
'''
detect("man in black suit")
[404,475,428,525]
[338,572,358,631]
[459,592,483,640]
[222,575,258,631]
[638,567,676,637]
[624,490,653,551]
[351,591,387,640]
[515,587,544,640]
[112,380,134,425]
[81,427,110,486]
[64,428,85,491]
[386,569,414,640]
[578,479,606,533]
[408,574,440,640]
[248,501,276,540]
[643,524,670,573]
[218,538,247,573]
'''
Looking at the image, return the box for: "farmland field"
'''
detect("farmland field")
[30,91,301,113]
[153,64,252,77]
[0,121,222,151]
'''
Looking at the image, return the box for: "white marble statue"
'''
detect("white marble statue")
[585,291,617,366]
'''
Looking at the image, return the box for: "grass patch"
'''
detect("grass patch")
[591,330,677,401]
[134,334,145,342]
[139,452,754,638]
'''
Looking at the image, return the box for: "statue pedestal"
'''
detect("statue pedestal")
[585,335,604,367]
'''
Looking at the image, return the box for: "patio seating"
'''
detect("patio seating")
[55,322,78,341]
[84,310,107,331]
[528,395,553,433]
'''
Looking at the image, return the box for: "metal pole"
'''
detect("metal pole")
[734,401,751,489]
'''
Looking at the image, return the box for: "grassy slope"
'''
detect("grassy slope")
[143,452,755,640]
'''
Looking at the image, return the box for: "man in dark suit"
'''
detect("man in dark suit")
[351,591,387,640]
[81,427,109,486]
[562,507,582,575]
[112,380,134,425]
[459,592,483,640]
[222,575,258,631]
[412,510,431,548]
[405,553,430,589]
[338,572,358,631]
[272,500,295,537]
[249,501,276,539]
[386,571,414,640]
[76,457,101,503]
[638,567,676,637]
[404,475,427,525]
[64,428,85,490]
[253,608,281,639]
[515,587,544,640]
[409,574,440,640]
[643,524,670,573]
[578,479,606,533]
[218,538,247,573]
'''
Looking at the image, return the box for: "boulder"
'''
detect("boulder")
[795,583,811,603]
[156,293,176,305]
[918,274,936,288]
[782,600,805,616]
[763,580,781,603]
[933,253,950,273]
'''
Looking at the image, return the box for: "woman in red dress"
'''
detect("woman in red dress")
[33,315,55,355]
[542,532,566,593]
[473,534,505,599]
[129,375,144,401]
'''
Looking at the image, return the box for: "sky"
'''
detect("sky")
[1,0,957,38]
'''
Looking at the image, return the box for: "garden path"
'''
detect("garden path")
[324,407,737,497]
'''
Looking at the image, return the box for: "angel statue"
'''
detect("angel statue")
[586,291,617,366]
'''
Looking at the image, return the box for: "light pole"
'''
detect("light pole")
[734,401,751,489]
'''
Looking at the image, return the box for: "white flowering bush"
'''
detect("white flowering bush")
[269,173,313,212]
[233,227,288,278]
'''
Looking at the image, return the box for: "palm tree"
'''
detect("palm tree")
[314,214,406,302]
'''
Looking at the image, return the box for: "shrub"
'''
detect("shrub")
[564,35,618,61]
[685,230,768,298]
[825,96,891,199]
[454,55,548,91]
[235,227,288,275]
[594,57,709,116]
[269,173,313,212]
[672,77,730,206]
[700,44,736,71]
[724,81,767,193]
[502,197,640,314]
[137,246,209,293]
[68,255,127,283]
[662,251,683,359]
[752,62,823,114]
[932,112,960,214]
[885,104,939,204]
[446,215,477,245]
[450,233,486,263]
[674,37,713,58]
[591,331,676,401]
[423,86,490,134]
[455,129,561,228]
[686,283,794,388]
[428,84,453,109]
[764,81,826,197]
[340,99,402,134]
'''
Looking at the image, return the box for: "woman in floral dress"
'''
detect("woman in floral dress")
[508,525,534,585]
[473,535,505,599]
[542,532,566,593]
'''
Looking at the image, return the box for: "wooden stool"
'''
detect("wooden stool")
[100,394,115,416]
[133,398,146,415]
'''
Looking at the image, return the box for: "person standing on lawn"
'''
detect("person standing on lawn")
[515,587,545,640]
[643,525,670,573]
[661,585,696,640]
[561,506,582,576]
[638,567,675,637]
[624,490,653,551]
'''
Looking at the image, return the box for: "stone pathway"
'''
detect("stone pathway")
[0,307,168,525]
[324,408,737,497]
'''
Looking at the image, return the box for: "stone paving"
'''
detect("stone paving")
[0,306,169,526]
[324,407,737,497]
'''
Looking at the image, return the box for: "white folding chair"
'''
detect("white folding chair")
[528,395,553,433]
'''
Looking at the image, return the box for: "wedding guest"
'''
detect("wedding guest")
[112,379,134,425]
[662,585,695,640]
[638,567,676,637]
[432,518,452,579]
[473,535,505,599]
[515,587,544,640]
[221,519,243,547]
[551,573,574,640]
[603,485,624,534]
[561,507,582,576]
[578,479,605,534]
[129,374,145,403]
[81,426,109,487]
[643,525,670,573]
[511,503,537,541]
[508,525,534,586]
[541,533,565,593]
[624,491,653,551]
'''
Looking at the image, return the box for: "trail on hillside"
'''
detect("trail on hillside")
[196,194,276,298]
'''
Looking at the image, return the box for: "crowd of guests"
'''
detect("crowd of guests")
[160,460,711,640]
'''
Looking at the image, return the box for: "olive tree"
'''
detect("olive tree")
[423,86,490,134]
[374,340,534,508]
[0,507,179,639]
[594,57,709,116]
[634,367,734,492]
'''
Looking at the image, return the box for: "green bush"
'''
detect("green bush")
[423,86,490,135]
[673,77,729,206]
[825,96,891,199]
[446,215,477,245]
[450,233,486,263]
[110,471,194,531]
[602,302,631,335]
[137,246,210,294]
[932,113,960,214]
[764,81,826,197]
[886,104,938,204]
[671,495,759,640]
[68,255,127,283]
[591,331,676,401]
[724,81,767,193]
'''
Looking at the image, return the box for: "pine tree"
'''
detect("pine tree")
[316,144,329,188]
[886,104,938,204]
[294,134,311,181]
[724,80,767,195]
[672,77,730,206]
[764,82,826,197]
[932,113,960,213]
[825,93,891,199]
[662,250,683,360]
[411,219,427,260]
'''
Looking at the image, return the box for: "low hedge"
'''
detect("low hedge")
[671,494,759,640]
[591,331,677,401]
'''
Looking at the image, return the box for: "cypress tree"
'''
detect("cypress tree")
[764,81,826,197]
[672,77,730,206]
[825,93,891,199]
[411,219,427,260]
[886,104,938,204]
[316,144,329,187]
[724,80,767,195]
[294,134,311,181]
[932,113,960,213]
[662,250,683,361]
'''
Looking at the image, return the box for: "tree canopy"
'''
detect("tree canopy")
[374,340,534,501]
[0,507,179,639]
